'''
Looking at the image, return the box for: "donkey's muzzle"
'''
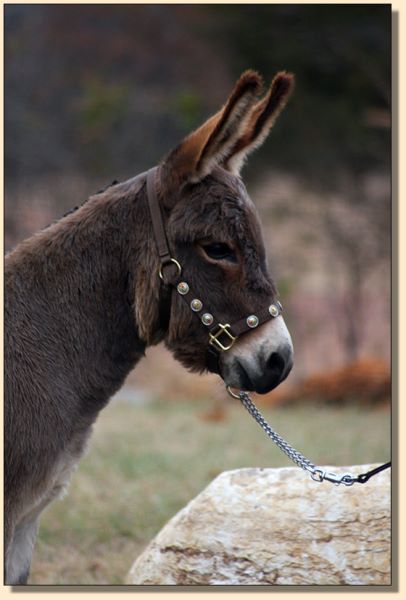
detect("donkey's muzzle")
[230,345,293,395]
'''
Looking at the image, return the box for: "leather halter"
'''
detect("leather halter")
[146,166,283,372]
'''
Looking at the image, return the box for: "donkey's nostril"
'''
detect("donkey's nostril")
[267,345,293,381]
[252,347,293,394]
[267,351,285,375]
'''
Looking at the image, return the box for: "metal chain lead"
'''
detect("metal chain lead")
[239,391,317,472]
[227,388,357,486]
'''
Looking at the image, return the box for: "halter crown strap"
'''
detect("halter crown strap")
[146,167,173,266]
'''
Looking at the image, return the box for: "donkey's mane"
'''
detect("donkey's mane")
[52,179,121,227]
[29,179,121,242]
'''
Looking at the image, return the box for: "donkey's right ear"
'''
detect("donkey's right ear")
[162,71,263,190]
[223,71,295,175]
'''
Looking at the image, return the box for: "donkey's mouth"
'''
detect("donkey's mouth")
[232,360,256,392]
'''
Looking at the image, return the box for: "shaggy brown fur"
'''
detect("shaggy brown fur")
[4,70,294,584]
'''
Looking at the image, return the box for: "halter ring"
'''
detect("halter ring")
[158,258,182,280]
[226,386,242,400]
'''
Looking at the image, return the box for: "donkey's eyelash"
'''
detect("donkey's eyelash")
[201,243,237,263]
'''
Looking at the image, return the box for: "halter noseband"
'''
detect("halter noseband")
[146,166,282,370]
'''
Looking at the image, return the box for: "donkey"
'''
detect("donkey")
[5,70,294,585]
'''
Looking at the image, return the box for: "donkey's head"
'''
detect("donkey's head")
[139,70,294,394]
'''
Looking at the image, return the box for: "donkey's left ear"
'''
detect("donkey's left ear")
[223,71,295,175]
[162,70,263,188]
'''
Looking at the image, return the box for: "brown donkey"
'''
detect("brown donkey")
[5,70,294,584]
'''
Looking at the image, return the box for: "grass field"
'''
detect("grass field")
[29,394,391,585]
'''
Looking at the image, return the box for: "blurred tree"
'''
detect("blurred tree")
[321,179,390,360]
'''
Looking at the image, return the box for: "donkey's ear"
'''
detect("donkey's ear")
[223,71,295,175]
[163,70,263,186]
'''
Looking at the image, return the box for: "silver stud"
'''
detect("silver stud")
[201,313,214,326]
[246,315,259,328]
[177,282,189,295]
[191,299,203,312]
[269,303,279,318]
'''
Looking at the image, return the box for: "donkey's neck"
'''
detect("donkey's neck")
[6,175,161,418]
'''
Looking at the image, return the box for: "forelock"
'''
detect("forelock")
[168,168,255,242]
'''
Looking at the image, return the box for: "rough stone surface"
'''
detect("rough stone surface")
[128,465,391,586]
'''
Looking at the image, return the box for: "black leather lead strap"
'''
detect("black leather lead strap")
[355,461,392,483]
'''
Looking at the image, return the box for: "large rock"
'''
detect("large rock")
[128,465,391,585]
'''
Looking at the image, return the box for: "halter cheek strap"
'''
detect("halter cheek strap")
[146,166,177,274]
[146,167,282,371]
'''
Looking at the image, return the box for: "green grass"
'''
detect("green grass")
[29,396,390,584]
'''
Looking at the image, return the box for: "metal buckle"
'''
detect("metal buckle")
[158,258,182,280]
[209,323,237,351]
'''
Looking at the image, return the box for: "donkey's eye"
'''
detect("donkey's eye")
[202,243,236,262]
